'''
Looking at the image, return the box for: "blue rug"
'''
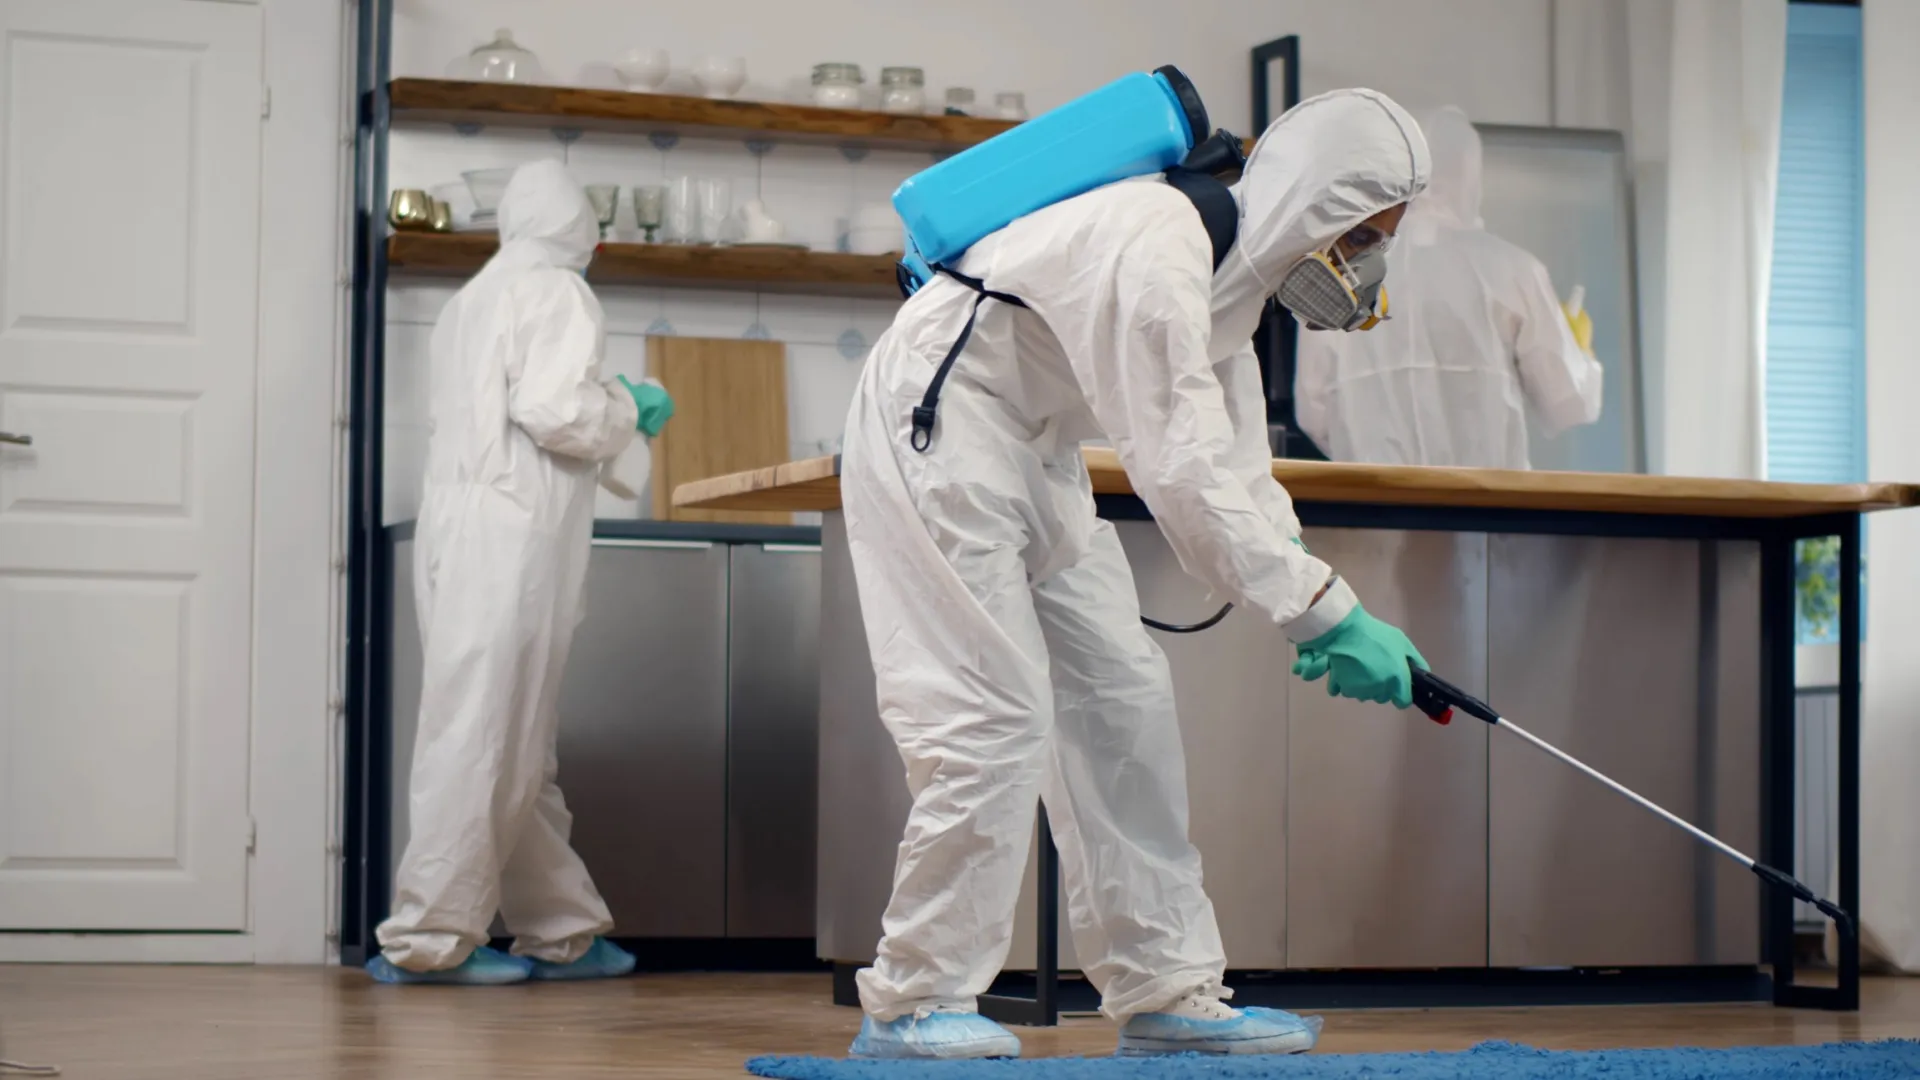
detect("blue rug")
[746,1040,1920,1079]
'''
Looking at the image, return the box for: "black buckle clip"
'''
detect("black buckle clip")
[909,406,937,452]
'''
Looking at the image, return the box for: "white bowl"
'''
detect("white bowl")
[461,168,517,213]
[615,48,670,91]
[692,55,747,99]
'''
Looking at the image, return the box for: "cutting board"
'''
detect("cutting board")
[647,336,792,525]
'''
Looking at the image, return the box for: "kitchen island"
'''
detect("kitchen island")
[676,450,1917,1017]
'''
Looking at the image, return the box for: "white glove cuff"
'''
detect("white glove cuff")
[1283,575,1359,644]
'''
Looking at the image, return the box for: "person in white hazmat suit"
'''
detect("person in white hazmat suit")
[368,160,675,986]
[1293,105,1602,468]
[838,89,1432,1059]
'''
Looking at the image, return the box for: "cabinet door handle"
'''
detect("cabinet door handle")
[591,538,714,550]
[0,432,31,446]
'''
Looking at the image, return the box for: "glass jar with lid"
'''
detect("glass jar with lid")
[879,67,927,115]
[944,87,976,116]
[447,28,547,84]
[994,91,1028,120]
[812,63,865,109]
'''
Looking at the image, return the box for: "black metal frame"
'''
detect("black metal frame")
[975,806,1060,1026]
[341,0,395,966]
[1002,495,1861,1017]
[1249,36,1322,460]
[1250,35,1301,131]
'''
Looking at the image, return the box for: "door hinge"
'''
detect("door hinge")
[247,817,258,854]
[261,85,271,119]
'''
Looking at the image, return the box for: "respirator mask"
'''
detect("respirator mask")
[1274,223,1395,332]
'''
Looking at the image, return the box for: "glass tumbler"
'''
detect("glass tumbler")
[696,178,731,244]
[661,176,698,244]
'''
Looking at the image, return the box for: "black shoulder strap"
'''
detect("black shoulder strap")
[907,265,1027,452]
[904,174,1239,453]
[1161,165,1239,271]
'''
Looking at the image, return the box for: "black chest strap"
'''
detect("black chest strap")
[907,169,1239,453]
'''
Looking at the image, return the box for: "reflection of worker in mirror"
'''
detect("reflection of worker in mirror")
[1293,105,1602,469]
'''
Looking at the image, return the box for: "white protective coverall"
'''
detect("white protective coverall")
[841,89,1430,1021]
[379,160,640,971]
[1293,105,1602,468]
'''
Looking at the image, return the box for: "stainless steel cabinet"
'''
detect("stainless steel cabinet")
[1486,535,1759,967]
[1286,528,1490,969]
[386,536,731,938]
[1112,520,1293,969]
[727,542,823,938]
[814,514,906,963]
[559,539,730,937]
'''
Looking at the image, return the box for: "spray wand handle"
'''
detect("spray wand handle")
[1409,667,1501,727]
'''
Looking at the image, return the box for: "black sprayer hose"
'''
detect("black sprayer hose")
[1141,603,1234,634]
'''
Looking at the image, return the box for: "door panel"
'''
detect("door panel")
[0,0,262,930]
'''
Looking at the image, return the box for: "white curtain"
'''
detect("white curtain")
[1860,0,1920,975]
[1552,0,1785,479]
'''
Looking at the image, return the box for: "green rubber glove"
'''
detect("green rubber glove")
[1291,646,1329,682]
[1291,605,1428,709]
[618,375,675,437]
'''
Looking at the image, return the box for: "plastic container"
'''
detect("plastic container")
[892,66,1207,273]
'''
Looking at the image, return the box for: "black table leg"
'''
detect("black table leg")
[1760,530,1798,1001]
[978,805,1060,1027]
[1826,515,1863,1010]
[1769,517,1862,1012]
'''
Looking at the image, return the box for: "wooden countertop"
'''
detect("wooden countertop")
[672,447,1920,520]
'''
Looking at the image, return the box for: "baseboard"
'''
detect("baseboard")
[0,933,254,964]
[479,936,827,973]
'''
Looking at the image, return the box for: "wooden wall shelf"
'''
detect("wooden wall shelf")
[386,232,903,298]
[387,78,1020,153]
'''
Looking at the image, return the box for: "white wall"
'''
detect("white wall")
[383,0,1561,521]
[253,0,348,963]
[1860,0,1920,973]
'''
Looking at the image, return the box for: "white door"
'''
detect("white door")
[0,0,262,930]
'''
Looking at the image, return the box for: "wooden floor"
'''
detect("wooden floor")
[1,967,1916,1079]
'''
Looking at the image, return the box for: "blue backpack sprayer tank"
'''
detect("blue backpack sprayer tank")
[892,65,1245,297]
[887,65,1248,452]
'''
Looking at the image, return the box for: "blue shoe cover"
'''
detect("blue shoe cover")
[1118,1002,1323,1056]
[848,1010,1022,1060]
[364,945,532,985]
[529,937,637,981]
